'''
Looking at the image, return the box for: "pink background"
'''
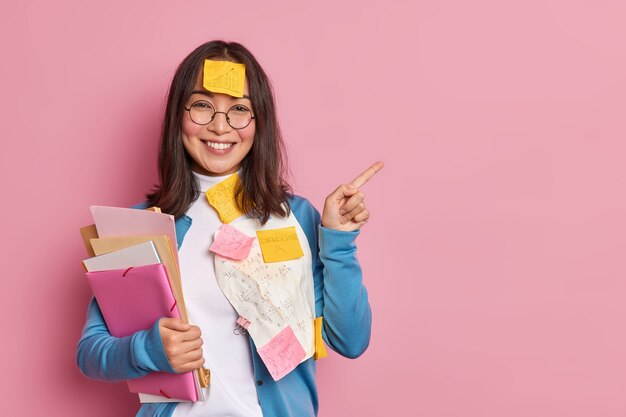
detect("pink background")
[2,1,626,416]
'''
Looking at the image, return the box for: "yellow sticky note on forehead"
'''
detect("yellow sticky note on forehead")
[203,60,246,97]
[256,226,304,263]
[205,173,245,224]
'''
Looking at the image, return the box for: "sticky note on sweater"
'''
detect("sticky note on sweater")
[256,226,304,263]
[205,174,244,224]
[314,316,328,360]
[257,325,306,381]
[210,224,254,260]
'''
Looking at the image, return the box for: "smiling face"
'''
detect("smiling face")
[181,70,256,176]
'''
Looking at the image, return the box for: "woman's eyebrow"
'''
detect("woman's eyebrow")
[190,90,251,100]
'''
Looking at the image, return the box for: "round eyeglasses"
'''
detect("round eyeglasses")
[184,100,255,130]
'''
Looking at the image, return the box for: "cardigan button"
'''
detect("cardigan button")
[256,380,264,386]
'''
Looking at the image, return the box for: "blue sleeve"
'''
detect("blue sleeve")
[290,196,372,359]
[76,298,175,381]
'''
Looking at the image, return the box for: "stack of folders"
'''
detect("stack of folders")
[80,206,209,403]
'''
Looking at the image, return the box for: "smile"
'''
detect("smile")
[205,141,234,150]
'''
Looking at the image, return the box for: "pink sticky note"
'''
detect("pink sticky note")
[257,325,306,381]
[209,224,255,260]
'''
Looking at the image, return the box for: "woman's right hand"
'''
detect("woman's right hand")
[159,317,205,373]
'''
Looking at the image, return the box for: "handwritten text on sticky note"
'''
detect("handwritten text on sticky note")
[203,60,246,98]
[205,174,244,224]
[256,227,304,263]
[257,325,306,381]
[210,224,255,260]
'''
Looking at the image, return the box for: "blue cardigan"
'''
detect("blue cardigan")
[77,195,372,417]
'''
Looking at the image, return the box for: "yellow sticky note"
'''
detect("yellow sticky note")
[203,60,246,98]
[205,173,244,224]
[314,316,328,360]
[256,226,304,263]
[199,367,210,388]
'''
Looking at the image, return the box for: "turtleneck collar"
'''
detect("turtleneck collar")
[192,170,239,192]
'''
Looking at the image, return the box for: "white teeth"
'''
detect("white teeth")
[206,141,233,150]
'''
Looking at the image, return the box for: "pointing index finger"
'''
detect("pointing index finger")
[349,161,384,188]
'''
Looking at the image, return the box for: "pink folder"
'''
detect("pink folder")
[85,263,198,401]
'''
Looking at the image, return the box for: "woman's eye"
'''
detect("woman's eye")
[192,101,213,110]
[231,105,250,113]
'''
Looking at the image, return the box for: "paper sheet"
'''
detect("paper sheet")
[214,238,315,365]
[83,241,161,272]
[213,214,316,380]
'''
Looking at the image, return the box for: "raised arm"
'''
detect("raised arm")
[292,162,383,358]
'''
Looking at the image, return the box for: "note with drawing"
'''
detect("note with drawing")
[257,325,306,380]
[256,226,304,263]
[203,60,246,98]
[209,224,254,260]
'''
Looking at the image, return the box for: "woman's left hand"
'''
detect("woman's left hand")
[322,161,384,232]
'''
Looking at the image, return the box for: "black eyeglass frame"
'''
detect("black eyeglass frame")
[183,100,256,130]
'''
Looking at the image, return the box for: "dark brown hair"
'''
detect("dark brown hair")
[147,40,292,223]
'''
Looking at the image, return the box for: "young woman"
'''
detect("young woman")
[77,40,382,417]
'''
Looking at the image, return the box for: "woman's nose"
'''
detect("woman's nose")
[207,111,232,134]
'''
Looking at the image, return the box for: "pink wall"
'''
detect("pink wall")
[2,1,626,416]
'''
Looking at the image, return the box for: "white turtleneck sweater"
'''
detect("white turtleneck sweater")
[172,171,262,417]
